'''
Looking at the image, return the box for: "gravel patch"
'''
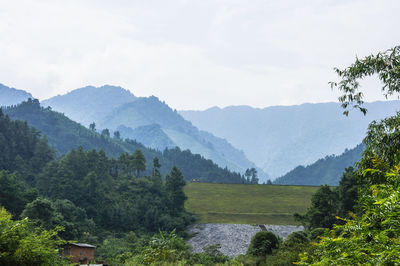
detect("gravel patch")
[187,224,304,257]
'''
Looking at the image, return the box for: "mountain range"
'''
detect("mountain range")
[180,101,400,179]
[3,82,399,185]
[2,98,248,183]
[41,85,261,177]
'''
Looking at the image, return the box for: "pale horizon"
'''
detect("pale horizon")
[1,0,399,110]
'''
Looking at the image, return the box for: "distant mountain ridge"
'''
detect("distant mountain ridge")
[273,144,364,186]
[0,83,32,106]
[42,85,262,177]
[42,85,137,126]
[180,101,400,179]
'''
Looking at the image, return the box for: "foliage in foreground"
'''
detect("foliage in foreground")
[0,207,69,266]
[298,45,400,265]
[299,161,400,265]
[105,230,238,266]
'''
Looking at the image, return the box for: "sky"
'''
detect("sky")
[0,0,399,110]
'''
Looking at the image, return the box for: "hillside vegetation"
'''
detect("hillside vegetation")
[3,99,249,184]
[184,183,319,225]
[42,85,263,177]
[274,144,364,185]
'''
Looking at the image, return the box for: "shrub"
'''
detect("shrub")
[247,231,280,257]
[283,231,309,248]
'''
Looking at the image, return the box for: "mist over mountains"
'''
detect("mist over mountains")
[0,83,32,107]
[42,85,260,177]
[2,82,399,184]
[274,144,364,186]
[180,101,400,179]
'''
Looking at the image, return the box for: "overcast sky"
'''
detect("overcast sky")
[0,0,399,110]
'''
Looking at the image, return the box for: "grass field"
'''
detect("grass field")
[184,183,319,225]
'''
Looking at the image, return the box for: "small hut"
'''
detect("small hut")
[61,243,96,264]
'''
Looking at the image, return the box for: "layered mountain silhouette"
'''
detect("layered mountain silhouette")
[42,85,261,176]
[273,144,364,186]
[4,82,398,185]
[2,98,248,183]
[180,101,400,179]
[42,85,137,126]
[0,83,32,106]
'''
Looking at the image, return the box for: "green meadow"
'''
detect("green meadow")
[184,183,320,225]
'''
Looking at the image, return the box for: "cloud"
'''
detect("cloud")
[0,0,399,109]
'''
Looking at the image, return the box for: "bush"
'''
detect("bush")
[247,231,280,257]
[283,231,309,248]
[261,231,313,266]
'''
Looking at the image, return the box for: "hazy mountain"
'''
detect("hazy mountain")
[274,144,364,186]
[0,83,32,106]
[180,101,400,179]
[116,124,176,150]
[42,85,137,126]
[3,99,248,183]
[43,86,262,177]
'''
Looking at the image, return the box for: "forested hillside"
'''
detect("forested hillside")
[42,86,264,177]
[180,101,400,179]
[0,108,193,258]
[3,99,249,184]
[0,83,32,106]
[274,144,364,185]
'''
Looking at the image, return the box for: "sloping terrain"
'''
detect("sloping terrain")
[42,85,137,126]
[43,86,262,176]
[3,99,248,183]
[180,101,400,179]
[0,83,32,107]
[273,144,364,186]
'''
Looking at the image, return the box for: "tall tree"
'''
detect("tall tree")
[89,122,96,131]
[151,157,163,191]
[0,171,37,216]
[165,166,187,213]
[337,166,359,217]
[113,130,121,139]
[296,185,339,229]
[101,128,110,138]
[132,150,146,177]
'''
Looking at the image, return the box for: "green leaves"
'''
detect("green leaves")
[331,46,400,115]
[0,207,68,266]
[299,162,400,265]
